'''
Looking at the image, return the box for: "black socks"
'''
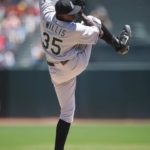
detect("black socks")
[54,119,71,150]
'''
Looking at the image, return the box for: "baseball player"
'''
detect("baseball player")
[39,0,131,150]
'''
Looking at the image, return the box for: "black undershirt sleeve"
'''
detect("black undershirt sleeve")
[101,23,120,50]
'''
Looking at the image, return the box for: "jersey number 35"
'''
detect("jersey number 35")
[42,32,62,55]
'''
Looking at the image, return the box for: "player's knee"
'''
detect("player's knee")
[79,58,89,71]
[60,106,75,123]
[77,55,87,70]
[77,46,92,71]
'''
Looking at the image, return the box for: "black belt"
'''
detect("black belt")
[47,61,55,66]
[47,60,69,66]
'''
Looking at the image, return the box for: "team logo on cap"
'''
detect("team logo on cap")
[70,1,74,9]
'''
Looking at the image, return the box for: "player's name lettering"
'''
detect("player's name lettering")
[46,22,66,37]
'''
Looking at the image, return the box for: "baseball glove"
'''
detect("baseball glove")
[116,25,132,55]
[72,0,86,9]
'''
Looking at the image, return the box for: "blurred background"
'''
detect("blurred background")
[0,0,150,119]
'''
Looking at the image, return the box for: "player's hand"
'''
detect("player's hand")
[79,13,95,26]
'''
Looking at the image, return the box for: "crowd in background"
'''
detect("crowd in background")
[0,0,149,70]
[0,0,40,69]
[0,0,113,70]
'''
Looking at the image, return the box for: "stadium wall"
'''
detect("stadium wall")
[0,69,150,118]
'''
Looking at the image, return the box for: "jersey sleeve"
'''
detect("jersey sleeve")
[61,23,100,46]
[39,0,58,19]
[75,15,102,45]
[76,24,100,45]
[80,26,99,44]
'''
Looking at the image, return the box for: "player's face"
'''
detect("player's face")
[62,14,76,22]
[66,15,76,21]
[57,14,77,22]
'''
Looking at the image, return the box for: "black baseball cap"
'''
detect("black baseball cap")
[55,0,81,15]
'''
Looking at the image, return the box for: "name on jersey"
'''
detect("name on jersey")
[46,22,66,37]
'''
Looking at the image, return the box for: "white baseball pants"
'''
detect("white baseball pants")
[49,44,93,123]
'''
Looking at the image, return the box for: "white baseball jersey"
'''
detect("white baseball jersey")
[39,0,101,84]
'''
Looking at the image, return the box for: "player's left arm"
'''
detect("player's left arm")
[100,23,131,55]
[80,13,131,55]
[73,0,131,55]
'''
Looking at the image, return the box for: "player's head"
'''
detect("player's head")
[55,0,81,22]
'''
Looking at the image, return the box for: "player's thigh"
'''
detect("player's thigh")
[65,44,93,71]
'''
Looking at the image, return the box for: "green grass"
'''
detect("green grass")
[0,123,150,150]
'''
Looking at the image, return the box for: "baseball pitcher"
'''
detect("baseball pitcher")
[39,0,131,150]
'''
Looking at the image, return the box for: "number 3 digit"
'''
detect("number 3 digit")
[42,32,49,49]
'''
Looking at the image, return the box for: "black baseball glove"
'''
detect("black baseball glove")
[115,25,132,55]
[72,0,86,9]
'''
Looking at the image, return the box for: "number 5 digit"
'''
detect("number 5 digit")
[51,37,62,55]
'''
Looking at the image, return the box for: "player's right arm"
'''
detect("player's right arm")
[39,0,58,20]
